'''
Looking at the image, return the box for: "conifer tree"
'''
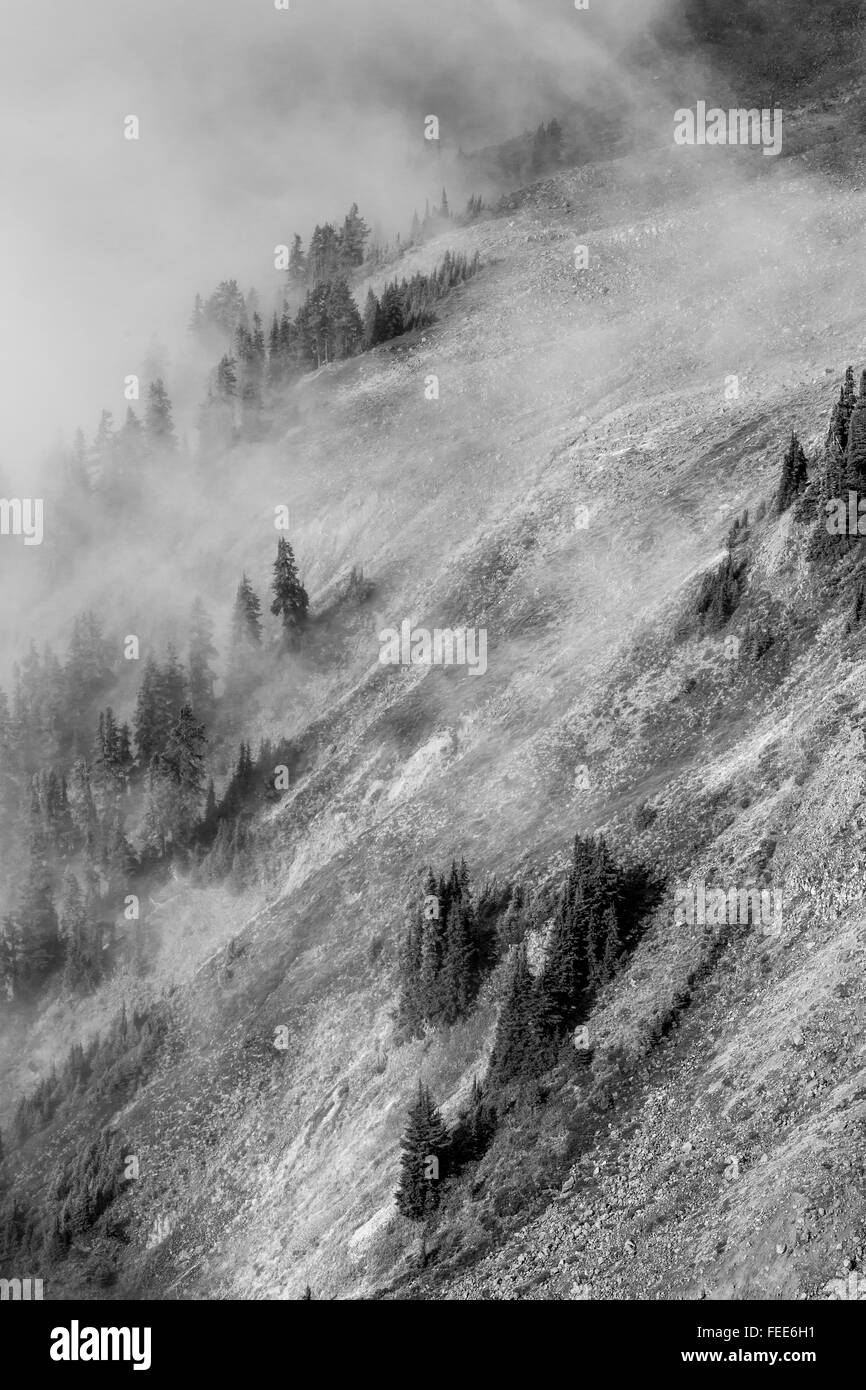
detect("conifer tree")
[489,941,548,1088]
[133,658,164,766]
[449,1077,496,1167]
[775,431,809,513]
[270,538,309,643]
[419,911,443,1025]
[395,1082,449,1221]
[232,575,263,647]
[287,234,307,291]
[59,872,99,992]
[362,289,381,350]
[161,705,206,794]
[439,901,472,1024]
[339,203,370,271]
[144,379,176,450]
[846,389,866,490]
[16,830,62,991]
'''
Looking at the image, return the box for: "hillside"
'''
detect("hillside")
[4,12,866,1305]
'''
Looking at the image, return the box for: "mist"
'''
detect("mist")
[0,0,680,470]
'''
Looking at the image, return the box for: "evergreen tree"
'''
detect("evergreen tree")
[287,234,307,291]
[327,279,364,358]
[449,1078,496,1167]
[395,1083,449,1221]
[339,203,370,271]
[489,941,548,1089]
[362,289,381,350]
[270,538,309,642]
[546,118,564,164]
[378,283,405,341]
[161,705,207,795]
[144,379,176,450]
[16,830,62,991]
[158,705,207,844]
[133,658,165,765]
[59,872,99,992]
[846,387,866,490]
[438,900,474,1024]
[775,431,809,513]
[232,574,263,647]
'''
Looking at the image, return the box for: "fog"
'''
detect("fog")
[0,0,678,471]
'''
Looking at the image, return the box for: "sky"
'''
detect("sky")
[0,0,673,472]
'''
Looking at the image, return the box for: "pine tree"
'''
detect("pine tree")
[158,705,207,844]
[16,830,62,991]
[775,432,809,513]
[378,283,405,341]
[133,658,166,765]
[363,289,381,350]
[232,575,263,647]
[439,901,472,1024]
[144,379,176,450]
[489,941,548,1088]
[339,203,370,271]
[395,1083,449,1221]
[59,872,99,992]
[419,910,443,1025]
[270,538,309,643]
[546,118,564,164]
[327,279,364,358]
[161,705,206,794]
[599,902,620,982]
[449,1077,496,1167]
[846,387,866,490]
[287,234,307,291]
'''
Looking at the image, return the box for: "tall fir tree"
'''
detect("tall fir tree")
[232,574,263,648]
[270,538,309,643]
[395,1082,449,1221]
[144,379,176,450]
[775,431,809,513]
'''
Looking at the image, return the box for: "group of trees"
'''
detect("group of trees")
[397,859,503,1035]
[362,250,482,350]
[395,1077,496,1221]
[190,189,482,451]
[821,366,866,505]
[395,835,640,1217]
[530,118,565,176]
[775,432,809,513]
[488,834,626,1090]
[0,531,309,1002]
